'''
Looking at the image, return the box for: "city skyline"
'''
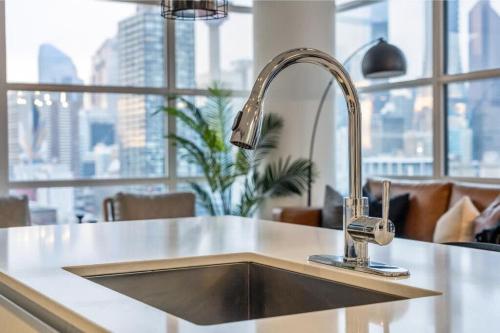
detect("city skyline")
[335,0,500,194]
[6,0,253,89]
[7,3,253,223]
[5,0,500,222]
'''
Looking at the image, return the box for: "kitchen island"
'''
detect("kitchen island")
[0,216,498,332]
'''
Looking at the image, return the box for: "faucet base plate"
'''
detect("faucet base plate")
[308,255,410,278]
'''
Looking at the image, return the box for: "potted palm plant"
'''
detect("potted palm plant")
[158,85,315,217]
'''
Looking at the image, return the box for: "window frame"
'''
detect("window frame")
[0,1,253,197]
[335,0,500,185]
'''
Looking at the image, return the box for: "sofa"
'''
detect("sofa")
[272,179,500,243]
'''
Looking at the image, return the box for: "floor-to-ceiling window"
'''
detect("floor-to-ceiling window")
[445,0,500,178]
[0,0,253,223]
[334,0,500,194]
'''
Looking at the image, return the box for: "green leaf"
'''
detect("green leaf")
[205,86,233,154]
[234,149,252,175]
[254,113,283,162]
[161,106,201,134]
[233,113,284,173]
[166,134,206,165]
[259,157,315,198]
[189,182,216,216]
[157,83,318,218]
[233,176,263,217]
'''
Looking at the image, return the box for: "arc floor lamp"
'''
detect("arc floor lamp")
[307,38,407,206]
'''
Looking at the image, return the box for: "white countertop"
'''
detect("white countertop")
[0,216,499,332]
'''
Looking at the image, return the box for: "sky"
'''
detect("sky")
[6,0,136,83]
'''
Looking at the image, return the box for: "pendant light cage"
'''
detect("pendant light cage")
[161,0,228,20]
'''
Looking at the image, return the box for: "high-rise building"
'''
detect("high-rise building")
[174,21,199,176]
[469,1,500,165]
[78,106,117,178]
[83,37,120,180]
[116,5,165,177]
[38,44,83,85]
[447,0,463,74]
[38,44,83,178]
[92,38,119,87]
[91,38,119,114]
[176,21,195,88]
[448,111,473,175]
[7,91,42,181]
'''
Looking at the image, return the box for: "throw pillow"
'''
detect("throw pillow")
[366,179,452,242]
[363,186,410,238]
[433,196,479,243]
[322,185,344,230]
[473,196,500,236]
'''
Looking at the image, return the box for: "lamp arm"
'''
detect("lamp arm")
[307,37,383,207]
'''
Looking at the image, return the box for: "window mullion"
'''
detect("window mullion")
[0,1,8,196]
[166,19,177,182]
[8,177,206,190]
[432,0,445,179]
[357,77,433,94]
[5,83,169,95]
[335,0,385,13]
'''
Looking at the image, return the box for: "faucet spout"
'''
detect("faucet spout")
[231,48,408,277]
[230,48,362,201]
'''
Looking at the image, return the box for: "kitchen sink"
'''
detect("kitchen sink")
[86,262,404,325]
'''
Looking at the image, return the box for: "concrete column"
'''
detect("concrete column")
[0,2,8,196]
[207,21,222,81]
[253,1,336,217]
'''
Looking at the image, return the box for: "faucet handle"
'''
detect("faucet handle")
[347,180,394,246]
[382,180,391,224]
[377,180,395,245]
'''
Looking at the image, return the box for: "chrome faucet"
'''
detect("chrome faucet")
[230,48,409,277]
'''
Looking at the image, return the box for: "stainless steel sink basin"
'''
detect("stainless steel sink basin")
[86,262,404,325]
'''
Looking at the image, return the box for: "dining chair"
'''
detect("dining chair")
[0,195,31,228]
[103,192,195,222]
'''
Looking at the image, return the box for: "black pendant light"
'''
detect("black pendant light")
[361,38,407,79]
[161,0,228,20]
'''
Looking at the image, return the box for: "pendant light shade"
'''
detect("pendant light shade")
[361,38,407,79]
[161,0,228,20]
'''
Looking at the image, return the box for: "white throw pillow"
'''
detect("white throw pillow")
[433,196,480,243]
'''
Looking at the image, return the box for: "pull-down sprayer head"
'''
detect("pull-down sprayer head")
[230,100,262,150]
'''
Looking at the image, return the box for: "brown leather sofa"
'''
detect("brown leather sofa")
[272,179,500,242]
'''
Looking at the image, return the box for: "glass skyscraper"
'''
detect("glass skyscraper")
[116,5,165,178]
